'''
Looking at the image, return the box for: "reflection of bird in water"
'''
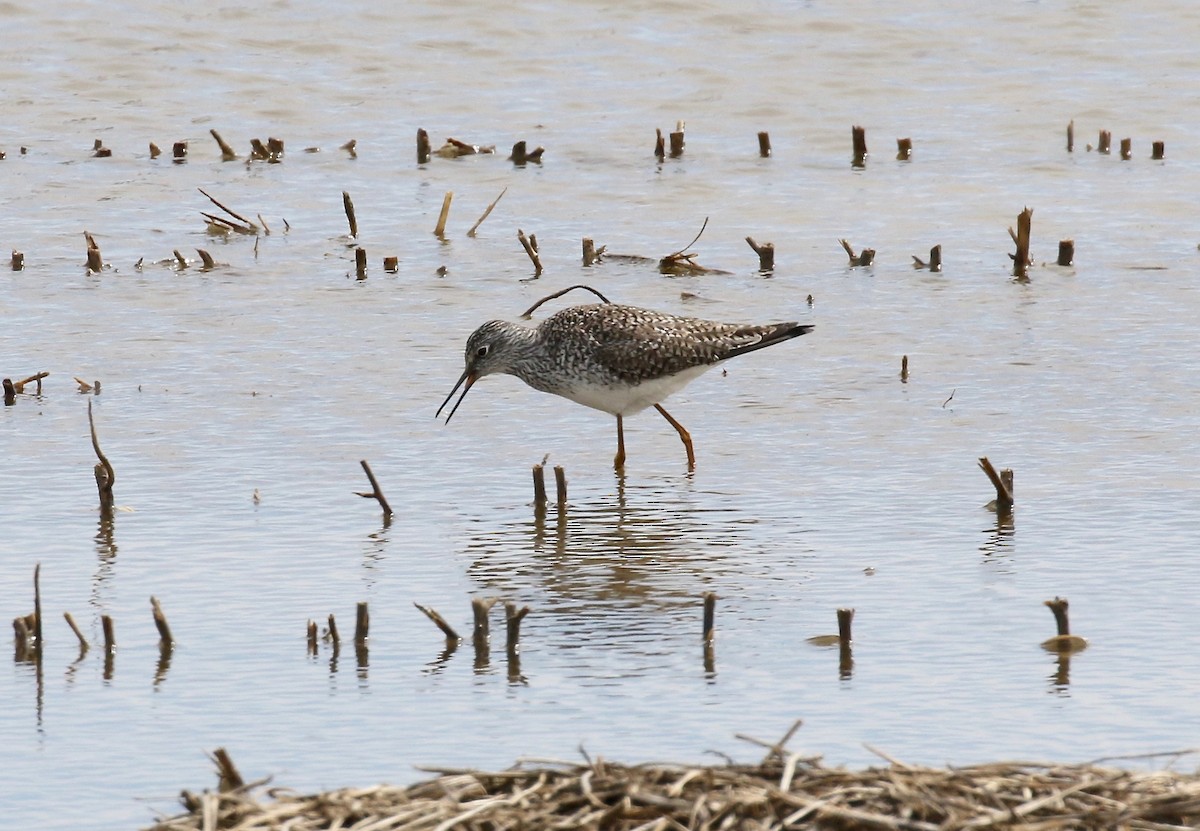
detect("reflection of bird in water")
[438,303,813,470]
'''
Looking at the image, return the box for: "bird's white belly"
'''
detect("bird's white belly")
[556,364,714,416]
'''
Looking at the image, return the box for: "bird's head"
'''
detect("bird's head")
[436,320,524,423]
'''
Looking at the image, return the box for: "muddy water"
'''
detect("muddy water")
[3,1,1200,828]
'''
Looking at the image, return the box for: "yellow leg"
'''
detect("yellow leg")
[614,414,626,470]
[654,404,695,469]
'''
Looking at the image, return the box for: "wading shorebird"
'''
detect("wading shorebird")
[437,302,813,470]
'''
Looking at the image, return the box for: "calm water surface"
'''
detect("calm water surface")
[3,1,1200,828]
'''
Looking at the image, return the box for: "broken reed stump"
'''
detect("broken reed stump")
[1120,137,1132,161]
[900,355,909,382]
[517,228,543,276]
[1041,596,1088,654]
[354,602,370,646]
[1097,130,1112,154]
[11,250,24,270]
[306,620,318,656]
[553,465,567,510]
[414,603,461,645]
[151,596,173,648]
[745,237,775,271]
[669,121,685,158]
[63,612,89,652]
[416,128,431,164]
[509,140,544,164]
[532,463,547,506]
[383,256,398,273]
[467,187,507,237]
[582,237,602,266]
[911,244,942,271]
[92,139,111,158]
[1010,207,1033,279]
[1066,119,1074,152]
[702,592,717,644]
[342,191,358,238]
[757,131,771,157]
[653,128,665,160]
[340,138,358,158]
[101,614,116,653]
[1057,239,1075,266]
[84,231,103,272]
[1152,140,1165,160]
[434,191,453,237]
[88,399,115,514]
[472,597,497,647]
[149,142,162,159]
[196,249,216,270]
[210,748,245,793]
[210,129,238,160]
[807,608,855,648]
[3,378,15,406]
[172,141,188,160]
[198,187,259,235]
[851,125,867,167]
[896,137,912,160]
[13,615,33,661]
[173,250,189,269]
[32,563,43,658]
[354,248,367,280]
[839,239,875,267]
[978,456,1014,512]
[326,613,340,646]
[505,602,530,656]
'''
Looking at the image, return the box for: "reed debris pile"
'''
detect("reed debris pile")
[147,751,1200,831]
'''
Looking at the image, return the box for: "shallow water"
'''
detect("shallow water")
[4,1,1200,828]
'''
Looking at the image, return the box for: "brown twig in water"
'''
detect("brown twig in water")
[32,563,43,658]
[210,748,245,792]
[669,121,685,157]
[1010,207,1033,279]
[1042,596,1088,653]
[354,248,367,280]
[151,596,174,647]
[326,614,340,646]
[210,129,238,160]
[467,187,507,237]
[414,603,461,643]
[581,237,606,266]
[839,238,875,266]
[520,284,612,318]
[196,249,216,269]
[63,612,89,651]
[416,128,431,164]
[653,127,665,160]
[508,140,544,164]
[11,250,24,271]
[101,614,116,654]
[757,131,771,157]
[517,228,543,276]
[896,137,912,160]
[85,231,103,272]
[354,602,369,646]
[703,592,717,644]
[434,191,453,237]
[1067,119,1074,152]
[342,191,358,238]
[978,456,1014,512]
[745,237,775,271]
[912,244,942,271]
[553,465,567,510]
[354,460,392,517]
[12,372,49,394]
[900,355,909,382]
[472,597,498,647]
[1056,239,1074,267]
[505,602,530,655]
[851,125,867,166]
[532,464,547,506]
[88,399,115,514]
[198,188,259,234]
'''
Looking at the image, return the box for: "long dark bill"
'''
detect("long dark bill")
[436,370,477,423]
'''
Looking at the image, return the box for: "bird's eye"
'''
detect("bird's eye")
[475,345,490,359]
